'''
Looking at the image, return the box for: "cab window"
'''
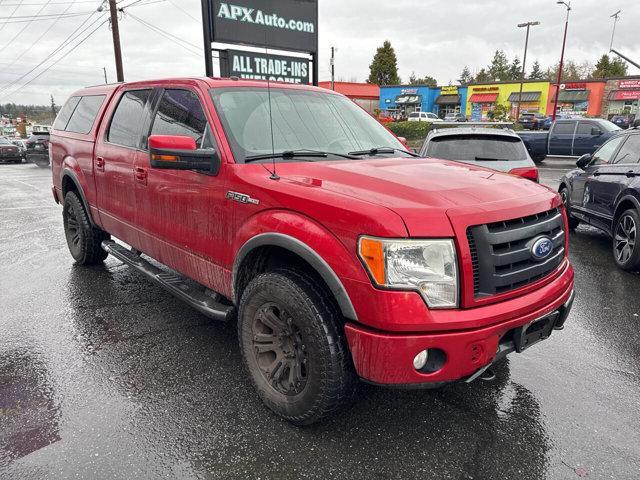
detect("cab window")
[592,136,625,165]
[107,89,152,148]
[612,135,640,164]
[149,89,214,149]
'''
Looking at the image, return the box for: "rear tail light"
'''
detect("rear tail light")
[509,167,539,182]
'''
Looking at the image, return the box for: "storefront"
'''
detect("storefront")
[604,78,640,119]
[318,81,380,114]
[465,81,550,121]
[379,85,438,119]
[433,85,467,117]
[546,81,605,117]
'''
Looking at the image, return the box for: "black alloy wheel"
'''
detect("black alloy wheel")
[614,209,640,270]
[251,302,308,396]
[63,191,109,265]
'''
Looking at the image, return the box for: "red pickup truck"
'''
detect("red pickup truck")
[50,78,575,424]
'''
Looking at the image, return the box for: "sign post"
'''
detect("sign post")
[202,0,318,85]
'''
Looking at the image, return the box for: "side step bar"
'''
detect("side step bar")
[102,240,234,322]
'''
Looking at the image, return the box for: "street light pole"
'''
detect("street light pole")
[609,10,621,52]
[330,46,335,90]
[552,1,571,121]
[515,21,540,121]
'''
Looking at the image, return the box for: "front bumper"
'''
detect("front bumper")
[345,282,574,386]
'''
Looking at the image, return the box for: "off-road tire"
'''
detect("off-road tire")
[613,208,640,271]
[238,269,358,425]
[559,186,580,231]
[63,191,109,265]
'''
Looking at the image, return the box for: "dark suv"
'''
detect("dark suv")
[25,131,51,167]
[560,125,640,270]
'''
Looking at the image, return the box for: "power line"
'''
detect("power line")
[0,11,93,24]
[0,0,53,53]
[0,11,104,92]
[125,11,202,56]
[166,0,199,23]
[0,0,24,33]
[0,17,108,100]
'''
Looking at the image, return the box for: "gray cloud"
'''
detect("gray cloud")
[0,0,638,106]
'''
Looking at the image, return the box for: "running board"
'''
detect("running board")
[101,240,234,322]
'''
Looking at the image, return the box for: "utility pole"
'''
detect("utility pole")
[609,10,621,52]
[552,1,571,121]
[103,67,108,84]
[330,47,335,90]
[108,0,124,82]
[515,21,540,121]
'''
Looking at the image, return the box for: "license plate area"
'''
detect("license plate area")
[512,311,559,352]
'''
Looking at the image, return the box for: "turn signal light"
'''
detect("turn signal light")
[509,167,539,182]
[358,237,385,284]
[151,154,180,162]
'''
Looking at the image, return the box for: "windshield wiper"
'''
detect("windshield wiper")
[245,149,358,163]
[474,156,508,161]
[348,146,419,157]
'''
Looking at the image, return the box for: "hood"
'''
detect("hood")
[278,157,555,236]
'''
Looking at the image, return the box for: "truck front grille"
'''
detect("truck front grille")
[467,208,565,297]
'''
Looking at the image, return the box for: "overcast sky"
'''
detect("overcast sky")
[1,0,639,106]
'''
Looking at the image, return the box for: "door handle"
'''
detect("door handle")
[626,170,636,178]
[95,156,105,171]
[135,166,147,185]
[592,171,601,176]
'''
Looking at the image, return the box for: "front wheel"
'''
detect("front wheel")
[559,187,580,230]
[613,209,640,271]
[238,269,357,425]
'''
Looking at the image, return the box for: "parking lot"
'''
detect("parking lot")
[1,160,639,479]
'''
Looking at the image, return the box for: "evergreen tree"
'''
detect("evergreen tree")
[529,60,544,80]
[459,65,473,84]
[509,56,522,80]
[475,68,491,83]
[408,72,437,87]
[592,54,628,78]
[367,40,400,85]
[50,95,57,122]
[488,50,510,81]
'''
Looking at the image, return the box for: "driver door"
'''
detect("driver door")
[133,85,230,293]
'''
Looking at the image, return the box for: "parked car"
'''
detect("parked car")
[11,139,28,160]
[50,78,574,425]
[519,118,621,163]
[518,113,548,130]
[610,114,634,129]
[541,113,580,130]
[0,136,22,163]
[408,111,442,122]
[420,127,538,181]
[25,131,51,167]
[559,123,640,270]
[443,113,467,122]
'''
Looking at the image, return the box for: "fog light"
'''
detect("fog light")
[413,350,429,370]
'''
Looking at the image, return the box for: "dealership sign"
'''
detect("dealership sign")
[210,0,318,53]
[203,0,318,84]
[220,49,311,83]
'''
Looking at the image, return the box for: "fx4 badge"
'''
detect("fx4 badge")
[226,191,260,205]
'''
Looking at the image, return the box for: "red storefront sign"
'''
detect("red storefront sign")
[611,90,640,101]
[560,82,586,90]
[472,87,499,92]
[619,80,640,89]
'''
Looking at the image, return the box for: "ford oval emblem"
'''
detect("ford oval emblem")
[531,237,554,261]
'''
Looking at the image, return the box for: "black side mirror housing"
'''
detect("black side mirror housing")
[591,127,602,136]
[576,153,592,169]
[150,147,220,174]
[634,118,640,128]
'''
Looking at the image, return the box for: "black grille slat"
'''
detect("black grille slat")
[468,208,565,298]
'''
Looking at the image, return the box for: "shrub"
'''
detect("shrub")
[386,121,432,140]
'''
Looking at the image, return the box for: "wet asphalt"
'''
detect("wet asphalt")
[1,161,639,480]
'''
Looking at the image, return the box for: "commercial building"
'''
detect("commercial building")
[547,80,605,117]
[602,77,640,119]
[465,80,550,120]
[379,85,467,118]
[318,81,380,114]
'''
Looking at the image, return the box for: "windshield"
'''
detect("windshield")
[210,87,406,163]
[425,135,528,161]
[0,137,11,145]
[595,119,622,132]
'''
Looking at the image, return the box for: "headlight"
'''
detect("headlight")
[358,236,458,308]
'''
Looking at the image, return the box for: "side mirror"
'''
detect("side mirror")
[576,153,592,169]
[149,135,220,174]
[591,127,602,136]
[634,118,640,128]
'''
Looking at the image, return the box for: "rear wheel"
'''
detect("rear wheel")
[613,209,640,271]
[559,187,580,230]
[238,269,357,425]
[63,191,109,265]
